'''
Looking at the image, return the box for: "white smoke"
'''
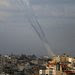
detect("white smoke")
[16,0,55,56]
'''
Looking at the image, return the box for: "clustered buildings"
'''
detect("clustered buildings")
[0,53,75,75]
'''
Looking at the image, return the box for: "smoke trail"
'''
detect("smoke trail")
[22,0,48,42]
[15,0,25,9]
[24,0,46,38]
[16,0,55,56]
[21,0,55,56]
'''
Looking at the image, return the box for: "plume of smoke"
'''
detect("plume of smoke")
[16,0,55,56]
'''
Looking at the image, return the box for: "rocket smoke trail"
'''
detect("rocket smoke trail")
[16,0,55,56]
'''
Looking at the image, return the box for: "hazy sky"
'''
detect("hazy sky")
[0,0,75,56]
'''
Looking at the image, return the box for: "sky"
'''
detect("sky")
[0,0,75,56]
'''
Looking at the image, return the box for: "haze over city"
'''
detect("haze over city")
[0,0,75,56]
